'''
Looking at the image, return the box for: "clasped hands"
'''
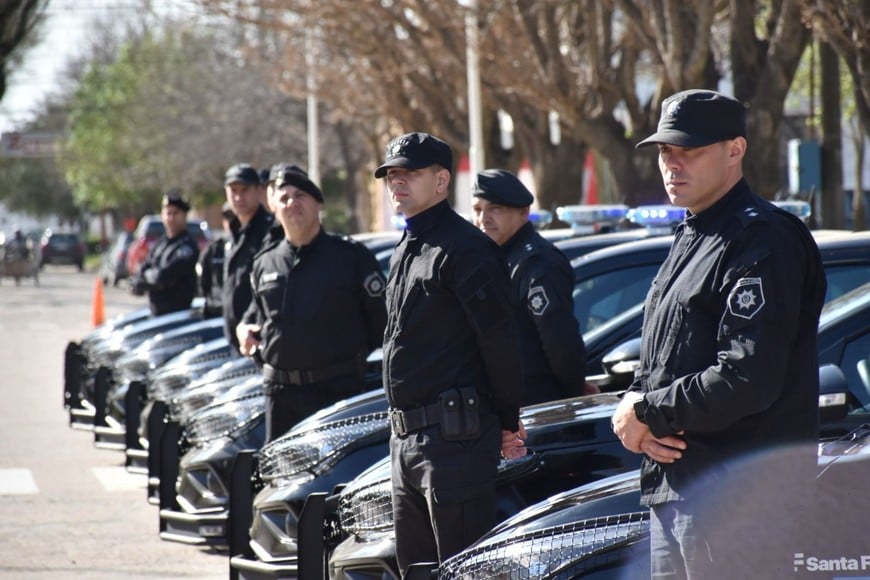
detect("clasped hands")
[501,420,528,460]
[611,391,686,464]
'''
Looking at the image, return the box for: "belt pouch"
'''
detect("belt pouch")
[438,387,481,441]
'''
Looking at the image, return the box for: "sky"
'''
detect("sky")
[0,0,199,134]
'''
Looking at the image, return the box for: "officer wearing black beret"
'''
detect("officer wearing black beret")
[378,133,526,572]
[471,169,590,406]
[237,165,386,442]
[611,89,826,578]
[130,190,200,315]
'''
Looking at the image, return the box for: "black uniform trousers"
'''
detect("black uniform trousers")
[390,411,500,576]
[263,373,362,443]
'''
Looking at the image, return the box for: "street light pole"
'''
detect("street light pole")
[305,28,320,185]
[461,0,483,214]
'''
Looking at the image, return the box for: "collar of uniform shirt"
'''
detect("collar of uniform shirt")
[404,198,451,237]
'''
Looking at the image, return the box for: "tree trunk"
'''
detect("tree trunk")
[819,41,845,229]
[852,133,867,231]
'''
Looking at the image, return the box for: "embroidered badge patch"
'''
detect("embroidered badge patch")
[528,286,550,316]
[364,272,386,297]
[727,277,765,320]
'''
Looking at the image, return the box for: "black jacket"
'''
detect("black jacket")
[243,228,386,371]
[629,180,827,506]
[198,236,226,318]
[383,200,524,432]
[135,230,199,315]
[502,222,586,405]
[222,205,274,349]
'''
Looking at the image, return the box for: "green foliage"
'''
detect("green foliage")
[0,157,78,221]
[788,41,855,128]
[61,34,165,213]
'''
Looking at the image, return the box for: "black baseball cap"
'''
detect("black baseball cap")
[224,163,261,186]
[472,169,534,208]
[374,132,453,178]
[274,165,324,203]
[636,89,747,149]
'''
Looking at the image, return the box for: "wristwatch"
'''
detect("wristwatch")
[633,396,648,424]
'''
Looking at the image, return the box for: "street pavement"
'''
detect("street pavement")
[0,266,226,579]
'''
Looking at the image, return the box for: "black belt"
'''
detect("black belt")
[389,401,442,437]
[263,358,361,386]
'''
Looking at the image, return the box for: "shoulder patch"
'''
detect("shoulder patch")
[727,277,765,320]
[364,272,386,297]
[527,285,550,316]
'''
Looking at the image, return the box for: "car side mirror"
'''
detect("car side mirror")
[599,337,642,390]
[819,364,849,423]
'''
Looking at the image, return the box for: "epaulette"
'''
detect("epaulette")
[735,203,770,228]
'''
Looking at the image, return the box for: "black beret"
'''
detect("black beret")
[472,169,534,208]
[162,190,190,212]
[637,89,747,149]
[275,165,324,203]
[268,162,294,184]
[375,132,453,178]
[224,163,261,186]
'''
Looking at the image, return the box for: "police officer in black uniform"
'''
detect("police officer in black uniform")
[221,163,273,352]
[197,202,233,318]
[611,90,827,579]
[471,169,590,406]
[376,133,527,573]
[236,165,386,442]
[130,191,199,315]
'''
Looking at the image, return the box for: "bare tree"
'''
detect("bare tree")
[0,0,46,101]
[199,1,816,209]
[800,0,869,230]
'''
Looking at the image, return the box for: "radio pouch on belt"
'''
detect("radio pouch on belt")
[438,386,481,441]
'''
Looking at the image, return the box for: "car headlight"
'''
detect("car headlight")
[170,368,261,422]
[258,412,389,484]
[147,371,191,401]
[114,351,151,383]
[185,393,264,446]
[338,469,393,539]
[439,511,649,579]
[335,453,541,542]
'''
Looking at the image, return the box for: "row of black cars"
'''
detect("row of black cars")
[63,203,870,579]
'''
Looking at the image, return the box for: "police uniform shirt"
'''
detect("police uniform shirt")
[502,221,586,405]
[245,229,386,372]
[222,205,274,348]
[139,230,199,315]
[383,199,524,432]
[630,179,827,506]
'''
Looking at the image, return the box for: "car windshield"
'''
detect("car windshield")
[48,234,78,245]
[573,263,661,334]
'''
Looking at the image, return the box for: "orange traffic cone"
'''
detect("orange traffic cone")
[92,277,105,327]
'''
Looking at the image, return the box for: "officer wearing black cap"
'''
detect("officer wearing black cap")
[130,190,200,315]
[221,163,274,352]
[236,165,386,442]
[377,132,526,573]
[197,202,234,318]
[611,89,826,578]
[471,169,589,406]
